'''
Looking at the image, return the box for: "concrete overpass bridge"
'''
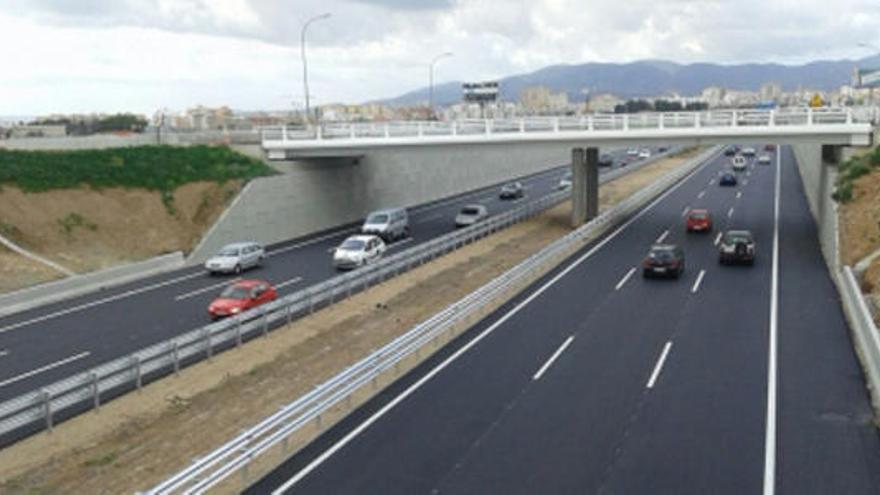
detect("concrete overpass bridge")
[262,107,873,226]
[261,108,873,160]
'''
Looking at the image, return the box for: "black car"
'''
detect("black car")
[499,182,525,199]
[598,153,614,167]
[723,145,739,157]
[719,230,756,265]
[642,244,685,278]
[719,172,738,186]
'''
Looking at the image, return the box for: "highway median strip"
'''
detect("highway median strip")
[0,147,710,495]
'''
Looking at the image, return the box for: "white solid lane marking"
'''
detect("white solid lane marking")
[268,228,357,257]
[0,351,90,389]
[532,335,575,380]
[728,207,735,218]
[275,277,303,290]
[763,144,781,495]
[691,269,706,294]
[478,196,494,203]
[697,190,706,199]
[714,232,723,246]
[615,267,637,291]
[0,349,8,357]
[656,229,669,244]
[0,271,204,335]
[268,150,723,494]
[175,278,241,301]
[646,341,673,389]
[737,191,743,199]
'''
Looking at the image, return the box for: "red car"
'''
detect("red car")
[686,209,712,233]
[764,144,776,152]
[208,279,277,320]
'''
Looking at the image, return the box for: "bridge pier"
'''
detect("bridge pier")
[571,147,599,227]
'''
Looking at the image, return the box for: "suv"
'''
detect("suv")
[719,230,756,265]
[686,209,712,233]
[642,244,685,278]
[204,242,265,275]
[499,182,525,199]
[362,207,409,242]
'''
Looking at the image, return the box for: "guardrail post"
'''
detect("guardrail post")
[696,112,703,128]
[282,125,289,141]
[316,125,323,140]
[623,114,629,130]
[485,120,492,135]
[417,122,424,137]
[731,111,737,127]
[384,123,390,138]
[133,355,142,390]
[262,308,269,337]
[286,304,293,325]
[451,121,458,135]
[553,117,560,132]
[846,108,853,124]
[173,341,180,375]
[91,372,100,409]
[769,109,776,126]
[349,124,356,139]
[588,115,594,131]
[204,327,213,360]
[807,108,814,125]
[41,389,53,431]
[308,289,315,314]
[519,118,525,133]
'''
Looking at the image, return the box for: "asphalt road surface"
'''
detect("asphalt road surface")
[250,146,880,495]
[0,146,656,402]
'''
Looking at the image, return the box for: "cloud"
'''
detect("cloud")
[0,0,878,114]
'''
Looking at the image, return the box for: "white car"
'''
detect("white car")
[742,147,756,157]
[638,149,651,159]
[626,148,639,156]
[204,242,265,275]
[455,204,489,228]
[732,156,747,172]
[757,155,771,165]
[557,172,572,190]
[333,235,386,270]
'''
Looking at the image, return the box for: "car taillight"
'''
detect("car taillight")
[642,259,651,267]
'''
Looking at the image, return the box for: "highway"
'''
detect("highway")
[250,146,880,494]
[0,147,657,406]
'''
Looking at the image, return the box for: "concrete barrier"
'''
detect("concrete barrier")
[188,142,573,263]
[791,143,839,266]
[838,266,880,413]
[0,252,184,318]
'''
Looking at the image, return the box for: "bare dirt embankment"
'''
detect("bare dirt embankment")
[0,149,703,494]
[0,180,242,287]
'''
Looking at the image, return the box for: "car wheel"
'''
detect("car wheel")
[234,264,242,274]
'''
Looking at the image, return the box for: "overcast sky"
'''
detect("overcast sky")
[1,0,878,116]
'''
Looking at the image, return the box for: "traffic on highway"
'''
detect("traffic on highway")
[247,145,880,494]
[0,146,662,405]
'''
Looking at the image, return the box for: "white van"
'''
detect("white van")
[362,207,410,242]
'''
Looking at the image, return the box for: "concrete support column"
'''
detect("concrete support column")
[571,147,599,227]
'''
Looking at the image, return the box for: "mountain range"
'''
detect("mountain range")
[380,57,880,107]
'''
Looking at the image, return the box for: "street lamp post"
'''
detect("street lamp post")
[429,52,453,119]
[301,13,331,126]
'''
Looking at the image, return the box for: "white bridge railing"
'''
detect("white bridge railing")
[262,107,875,147]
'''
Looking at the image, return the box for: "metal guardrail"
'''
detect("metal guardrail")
[148,146,721,494]
[0,146,682,443]
[838,266,880,412]
[262,108,870,145]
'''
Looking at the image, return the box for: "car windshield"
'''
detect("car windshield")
[724,232,752,244]
[504,183,518,189]
[340,239,365,250]
[649,248,677,261]
[218,247,239,257]
[562,172,572,180]
[689,212,708,220]
[461,207,480,216]
[220,285,250,299]
[366,213,389,224]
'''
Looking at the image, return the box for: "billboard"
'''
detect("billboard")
[462,81,499,103]
[858,67,880,88]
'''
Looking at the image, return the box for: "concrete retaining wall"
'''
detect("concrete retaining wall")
[792,143,839,266]
[188,142,571,262]
[0,252,184,318]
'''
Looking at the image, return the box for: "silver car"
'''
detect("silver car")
[333,235,386,270]
[204,242,265,275]
[455,204,489,228]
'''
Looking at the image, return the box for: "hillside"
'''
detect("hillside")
[381,56,879,107]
